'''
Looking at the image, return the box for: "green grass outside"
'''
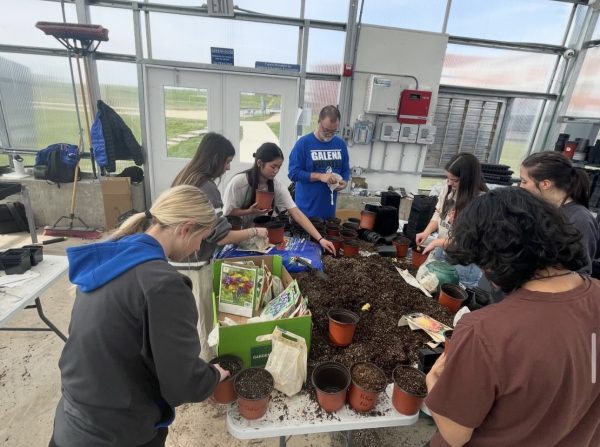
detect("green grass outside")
[164,118,207,140]
[240,114,271,122]
[499,139,528,175]
[167,137,203,158]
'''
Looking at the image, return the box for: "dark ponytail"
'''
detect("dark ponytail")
[242,142,285,208]
[521,151,590,207]
[444,152,488,217]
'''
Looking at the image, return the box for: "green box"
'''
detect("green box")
[212,255,312,368]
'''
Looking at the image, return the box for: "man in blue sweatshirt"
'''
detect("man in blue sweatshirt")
[288,105,351,219]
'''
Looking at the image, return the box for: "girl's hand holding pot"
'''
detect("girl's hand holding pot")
[248,202,271,215]
[320,238,337,256]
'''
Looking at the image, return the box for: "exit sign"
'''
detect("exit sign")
[208,0,234,17]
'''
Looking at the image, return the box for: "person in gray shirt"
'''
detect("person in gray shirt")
[520,151,598,274]
[49,186,229,447]
[172,132,268,360]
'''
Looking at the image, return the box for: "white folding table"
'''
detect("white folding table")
[227,383,419,446]
[0,254,69,341]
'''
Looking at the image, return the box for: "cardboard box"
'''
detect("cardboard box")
[101,177,132,229]
[212,255,312,368]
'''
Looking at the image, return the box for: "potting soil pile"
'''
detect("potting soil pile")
[295,255,454,380]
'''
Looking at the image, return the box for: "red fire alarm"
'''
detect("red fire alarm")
[397,89,431,124]
[343,63,353,77]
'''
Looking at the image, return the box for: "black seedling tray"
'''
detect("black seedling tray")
[0,182,22,200]
[22,245,43,266]
[0,248,32,275]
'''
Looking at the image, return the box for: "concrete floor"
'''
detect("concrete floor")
[0,231,436,447]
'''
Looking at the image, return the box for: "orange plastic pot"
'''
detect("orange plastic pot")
[391,366,427,415]
[326,236,342,255]
[411,248,428,268]
[392,236,410,257]
[209,354,243,404]
[234,368,274,420]
[438,284,467,313]
[326,217,341,226]
[311,361,351,413]
[348,363,387,413]
[342,222,359,232]
[340,229,358,241]
[342,240,359,257]
[266,222,284,244]
[328,309,359,347]
[326,225,341,237]
[359,210,376,230]
[255,190,274,210]
[443,329,453,355]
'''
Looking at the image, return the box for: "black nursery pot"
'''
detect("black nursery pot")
[0,249,32,275]
[22,245,43,266]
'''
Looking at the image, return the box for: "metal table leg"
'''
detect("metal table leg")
[0,297,67,342]
[21,186,38,244]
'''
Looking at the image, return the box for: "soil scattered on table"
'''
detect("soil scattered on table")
[295,255,454,396]
[394,366,427,396]
[234,368,273,399]
[351,363,387,392]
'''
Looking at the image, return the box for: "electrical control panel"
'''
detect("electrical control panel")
[353,120,374,144]
[398,123,419,143]
[379,122,401,142]
[397,89,431,124]
[417,125,437,145]
[364,75,404,115]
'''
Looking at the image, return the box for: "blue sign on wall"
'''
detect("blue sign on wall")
[211,47,234,65]
[255,61,300,72]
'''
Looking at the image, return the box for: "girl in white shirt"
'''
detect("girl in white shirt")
[223,142,336,255]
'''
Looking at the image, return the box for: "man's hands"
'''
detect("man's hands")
[334,180,347,191]
[319,173,340,185]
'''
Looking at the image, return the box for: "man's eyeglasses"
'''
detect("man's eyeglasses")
[319,123,339,136]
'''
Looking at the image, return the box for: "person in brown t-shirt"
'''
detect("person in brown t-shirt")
[424,187,600,447]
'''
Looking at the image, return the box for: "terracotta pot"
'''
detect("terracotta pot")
[234,368,274,420]
[326,236,342,255]
[266,222,284,244]
[411,248,429,268]
[391,366,427,415]
[342,222,359,231]
[443,329,453,355]
[311,361,351,413]
[226,215,243,231]
[255,190,274,210]
[326,217,341,226]
[348,362,387,413]
[392,236,410,258]
[359,210,377,230]
[253,215,272,228]
[342,240,359,257]
[328,309,359,347]
[326,225,341,237]
[209,354,243,404]
[340,229,358,241]
[438,284,467,313]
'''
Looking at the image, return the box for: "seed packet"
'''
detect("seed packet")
[261,280,302,320]
[218,263,258,317]
[399,312,452,343]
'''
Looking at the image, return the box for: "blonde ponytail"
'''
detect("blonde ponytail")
[111,185,216,240]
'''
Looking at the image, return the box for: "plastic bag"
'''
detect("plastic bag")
[264,327,307,397]
[416,255,438,294]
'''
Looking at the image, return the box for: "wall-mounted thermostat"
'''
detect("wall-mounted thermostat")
[417,125,437,145]
[398,123,419,143]
[379,122,401,142]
